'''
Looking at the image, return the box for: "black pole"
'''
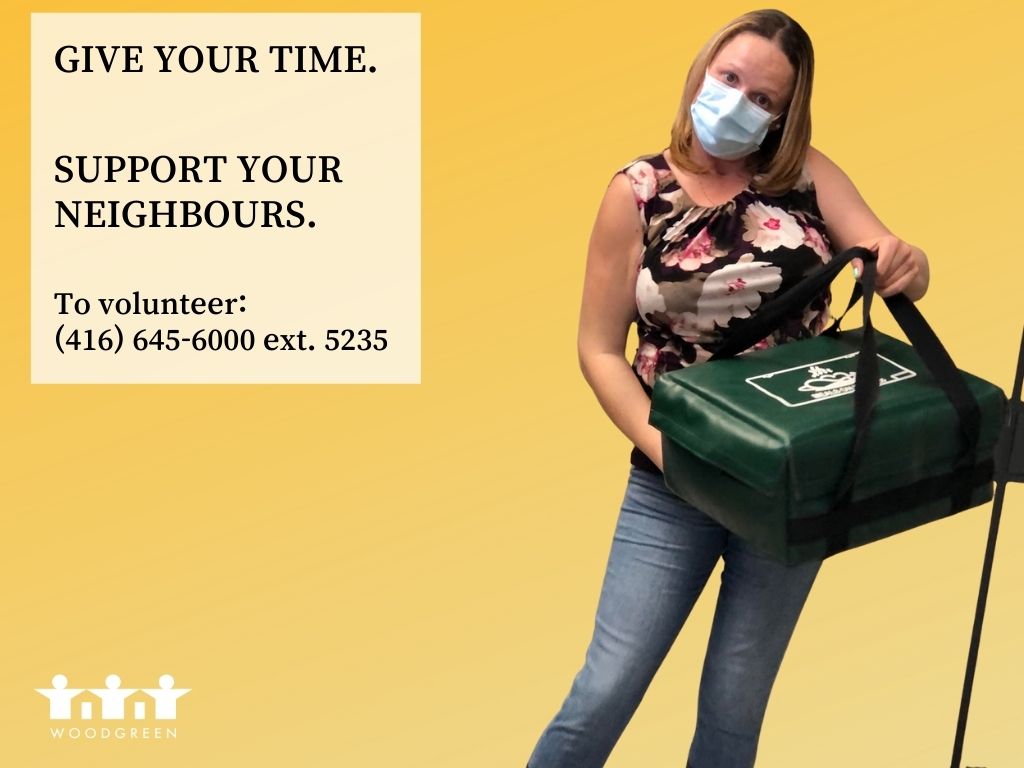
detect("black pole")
[949,325,1024,768]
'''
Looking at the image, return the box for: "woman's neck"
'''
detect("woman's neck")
[690,141,750,177]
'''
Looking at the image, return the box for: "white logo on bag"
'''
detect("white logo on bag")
[746,351,916,407]
[798,365,857,394]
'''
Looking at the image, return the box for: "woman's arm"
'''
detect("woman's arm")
[805,146,930,302]
[577,173,665,471]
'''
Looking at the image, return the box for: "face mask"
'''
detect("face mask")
[689,72,776,160]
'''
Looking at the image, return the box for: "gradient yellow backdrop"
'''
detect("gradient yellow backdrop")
[2,1,1021,766]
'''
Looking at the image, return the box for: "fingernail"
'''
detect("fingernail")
[853,267,859,278]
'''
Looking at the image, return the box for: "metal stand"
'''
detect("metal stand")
[950,325,1024,768]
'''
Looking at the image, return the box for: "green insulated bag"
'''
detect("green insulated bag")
[649,246,1008,565]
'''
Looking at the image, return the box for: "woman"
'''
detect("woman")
[526,9,929,768]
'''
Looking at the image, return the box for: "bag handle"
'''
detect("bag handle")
[829,257,982,554]
[707,246,982,462]
[707,245,872,361]
[706,246,983,551]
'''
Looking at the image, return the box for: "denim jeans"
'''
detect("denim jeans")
[526,466,822,768]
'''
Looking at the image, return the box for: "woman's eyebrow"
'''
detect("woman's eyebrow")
[719,60,780,98]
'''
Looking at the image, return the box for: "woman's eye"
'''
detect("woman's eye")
[755,96,771,108]
[723,71,737,83]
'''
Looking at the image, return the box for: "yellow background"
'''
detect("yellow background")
[2,1,1021,766]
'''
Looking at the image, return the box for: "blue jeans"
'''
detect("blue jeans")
[527,466,822,768]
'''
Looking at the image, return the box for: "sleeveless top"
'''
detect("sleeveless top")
[613,148,836,475]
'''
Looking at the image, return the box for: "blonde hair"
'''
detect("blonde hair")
[668,9,814,196]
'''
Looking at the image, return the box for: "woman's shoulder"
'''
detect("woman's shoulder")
[799,144,893,254]
[611,149,673,206]
[799,144,860,208]
[802,145,845,188]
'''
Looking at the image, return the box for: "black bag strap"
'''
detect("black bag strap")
[820,256,978,556]
[820,280,862,337]
[822,252,883,545]
[706,246,983,506]
[824,261,981,543]
[831,280,983,471]
[707,245,872,361]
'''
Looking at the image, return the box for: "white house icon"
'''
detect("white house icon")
[36,674,190,720]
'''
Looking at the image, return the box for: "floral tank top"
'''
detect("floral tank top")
[615,148,835,474]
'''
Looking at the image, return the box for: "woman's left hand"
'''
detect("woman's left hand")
[849,234,922,299]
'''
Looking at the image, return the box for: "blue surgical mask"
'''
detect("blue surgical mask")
[690,72,775,160]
